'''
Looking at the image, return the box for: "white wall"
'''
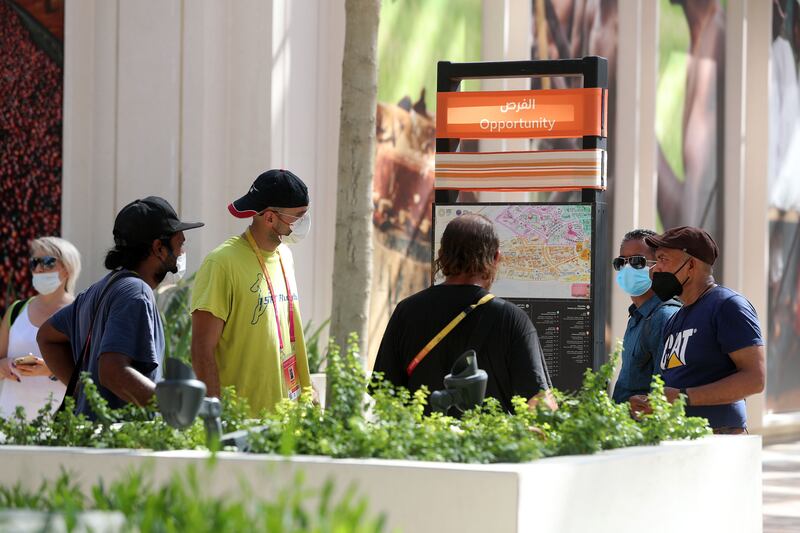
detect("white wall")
[62,0,343,328]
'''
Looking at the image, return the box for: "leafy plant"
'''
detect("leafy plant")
[155,273,196,364]
[305,318,331,373]
[0,337,710,464]
[0,467,387,533]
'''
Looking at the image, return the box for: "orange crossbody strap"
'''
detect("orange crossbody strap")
[406,293,495,376]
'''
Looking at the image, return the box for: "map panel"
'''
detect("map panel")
[433,204,593,299]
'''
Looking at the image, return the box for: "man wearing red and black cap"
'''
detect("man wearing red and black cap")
[38,197,204,419]
[629,226,765,433]
[191,169,313,414]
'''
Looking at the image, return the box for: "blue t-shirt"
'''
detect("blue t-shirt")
[50,271,164,418]
[658,286,764,429]
[612,295,680,402]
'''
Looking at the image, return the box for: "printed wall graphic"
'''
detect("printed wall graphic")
[767,0,800,414]
[530,0,618,194]
[655,0,725,243]
[0,0,64,311]
[530,0,617,353]
[369,0,482,364]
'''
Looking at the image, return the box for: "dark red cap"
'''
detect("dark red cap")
[644,226,719,265]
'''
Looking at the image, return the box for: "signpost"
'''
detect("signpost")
[433,57,609,390]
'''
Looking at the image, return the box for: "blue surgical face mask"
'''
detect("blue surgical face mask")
[616,265,652,296]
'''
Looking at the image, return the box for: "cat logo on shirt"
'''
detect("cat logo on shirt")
[660,328,697,370]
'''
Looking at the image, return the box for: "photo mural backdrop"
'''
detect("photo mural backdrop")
[656,0,725,245]
[767,0,800,414]
[530,0,618,351]
[0,0,64,311]
[368,0,482,364]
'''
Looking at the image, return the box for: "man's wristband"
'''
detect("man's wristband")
[679,387,691,406]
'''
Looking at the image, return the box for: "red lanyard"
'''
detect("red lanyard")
[245,229,295,352]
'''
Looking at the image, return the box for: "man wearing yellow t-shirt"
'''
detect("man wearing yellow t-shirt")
[190,169,312,414]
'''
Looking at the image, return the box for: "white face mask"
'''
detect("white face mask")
[281,212,311,245]
[32,272,62,295]
[170,252,187,282]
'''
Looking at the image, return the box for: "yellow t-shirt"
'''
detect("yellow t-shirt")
[190,235,311,414]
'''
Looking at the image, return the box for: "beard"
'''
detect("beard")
[155,256,178,283]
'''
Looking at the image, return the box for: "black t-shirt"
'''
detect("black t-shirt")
[372,284,552,412]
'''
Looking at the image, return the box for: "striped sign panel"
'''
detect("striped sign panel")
[434,149,606,191]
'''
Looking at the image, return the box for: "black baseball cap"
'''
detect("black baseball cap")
[228,169,309,218]
[113,196,204,246]
[645,226,719,265]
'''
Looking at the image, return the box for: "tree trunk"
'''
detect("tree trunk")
[330,0,380,363]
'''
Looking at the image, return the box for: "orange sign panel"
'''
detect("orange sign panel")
[436,88,606,140]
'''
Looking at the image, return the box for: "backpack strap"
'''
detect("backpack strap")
[58,270,138,412]
[7,298,31,327]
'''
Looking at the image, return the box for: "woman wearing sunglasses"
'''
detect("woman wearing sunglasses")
[0,237,81,419]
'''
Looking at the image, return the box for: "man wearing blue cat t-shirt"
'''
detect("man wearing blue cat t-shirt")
[629,226,765,434]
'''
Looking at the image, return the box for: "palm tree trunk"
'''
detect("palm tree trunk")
[330,0,381,363]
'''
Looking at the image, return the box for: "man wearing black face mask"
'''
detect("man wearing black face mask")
[629,226,765,434]
[191,169,313,415]
[37,197,204,418]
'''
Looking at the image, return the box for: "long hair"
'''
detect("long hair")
[30,236,82,295]
[434,214,500,281]
[104,242,152,271]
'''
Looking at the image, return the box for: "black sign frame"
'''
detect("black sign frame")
[433,57,609,381]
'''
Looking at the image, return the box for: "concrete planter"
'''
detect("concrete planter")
[0,510,125,533]
[0,436,761,533]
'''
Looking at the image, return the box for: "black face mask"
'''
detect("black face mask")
[651,257,691,302]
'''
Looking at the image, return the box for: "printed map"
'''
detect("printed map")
[433,204,592,299]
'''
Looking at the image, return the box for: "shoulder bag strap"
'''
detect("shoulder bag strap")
[8,298,30,327]
[406,293,495,376]
[58,270,137,410]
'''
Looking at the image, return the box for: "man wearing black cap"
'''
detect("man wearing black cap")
[191,169,312,414]
[37,197,204,418]
[629,226,766,433]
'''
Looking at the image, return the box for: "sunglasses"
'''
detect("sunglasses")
[612,255,655,271]
[30,256,58,270]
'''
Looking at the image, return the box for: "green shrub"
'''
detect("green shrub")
[305,318,331,373]
[0,336,710,463]
[155,274,195,365]
[0,468,387,533]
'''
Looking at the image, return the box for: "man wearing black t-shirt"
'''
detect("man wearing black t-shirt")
[372,214,554,413]
[629,226,765,433]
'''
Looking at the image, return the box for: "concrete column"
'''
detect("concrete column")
[62,0,119,290]
[115,0,182,208]
[738,0,772,434]
[609,0,659,352]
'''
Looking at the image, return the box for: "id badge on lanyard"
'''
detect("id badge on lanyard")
[245,229,301,401]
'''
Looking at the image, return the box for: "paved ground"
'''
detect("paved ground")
[763,439,800,532]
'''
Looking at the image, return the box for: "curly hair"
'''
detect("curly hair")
[434,213,499,281]
[622,228,657,244]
